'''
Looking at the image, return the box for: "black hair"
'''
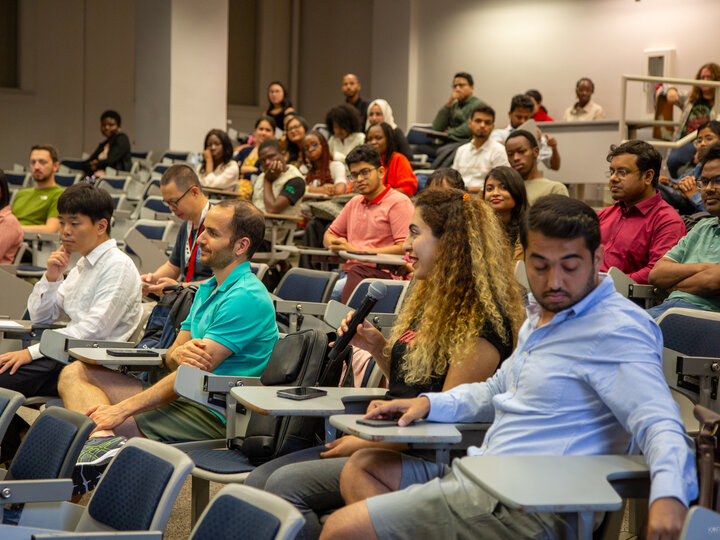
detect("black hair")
[31,144,59,163]
[57,183,114,235]
[160,164,201,190]
[266,81,292,111]
[454,72,474,87]
[285,115,309,133]
[346,144,382,169]
[325,104,362,135]
[697,120,720,138]
[506,129,538,149]
[471,104,495,122]
[606,140,661,188]
[576,77,595,92]
[215,199,265,258]
[255,115,277,131]
[258,139,283,155]
[701,142,720,166]
[0,169,9,208]
[510,94,534,113]
[202,129,234,170]
[100,110,122,126]
[520,195,600,253]
[484,166,528,245]
[427,168,466,191]
[526,89,548,113]
[367,122,398,163]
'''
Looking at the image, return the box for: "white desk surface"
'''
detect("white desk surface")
[455,455,648,512]
[230,386,387,416]
[338,251,406,266]
[69,347,165,367]
[275,245,337,256]
[330,414,463,444]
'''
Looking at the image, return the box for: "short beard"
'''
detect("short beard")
[533,270,597,314]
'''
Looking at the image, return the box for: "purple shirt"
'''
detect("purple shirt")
[598,191,686,284]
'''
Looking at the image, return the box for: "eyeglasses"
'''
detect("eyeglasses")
[349,167,377,181]
[287,124,303,133]
[163,186,193,208]
[605,168,638,179]
[696,175,720,189]
[693,136,719,148]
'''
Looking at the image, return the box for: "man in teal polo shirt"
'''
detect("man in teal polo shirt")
[59,200,277,467]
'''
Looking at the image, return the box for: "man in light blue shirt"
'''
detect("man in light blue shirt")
[322,195,696,540]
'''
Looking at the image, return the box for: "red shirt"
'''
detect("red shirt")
[598,191,686,284]
[328,186,414,271]
[382,153,417,196]
[534,109,554,122]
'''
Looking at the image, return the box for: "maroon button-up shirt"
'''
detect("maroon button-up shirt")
[598,191,686,284]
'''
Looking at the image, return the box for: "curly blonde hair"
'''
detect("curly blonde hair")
[389,188,525,386]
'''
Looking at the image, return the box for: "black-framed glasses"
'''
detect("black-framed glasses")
[349,167,377,181]
[163,186,193,208]
[696,175,720,189]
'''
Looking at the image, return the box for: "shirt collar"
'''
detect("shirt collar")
[83,238,117,267]
[362,185,392,206]
[615,191,661,216]
[526,274,615,327]
[200,260,251,294]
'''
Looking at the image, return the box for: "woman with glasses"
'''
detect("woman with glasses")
[281,115,309,168]
[301,131,347,196]
[365,122,417,196]
[659,62,720,178]
[197,129,239,191]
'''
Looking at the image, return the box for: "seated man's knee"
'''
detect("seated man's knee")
[57,361,92,390]
[340,448,401,502]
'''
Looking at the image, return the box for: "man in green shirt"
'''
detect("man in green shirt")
[12,144,64,233]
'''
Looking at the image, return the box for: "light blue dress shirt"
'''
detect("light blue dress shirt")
[424,276,698,506]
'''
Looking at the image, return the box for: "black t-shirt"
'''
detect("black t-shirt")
[278,176,306,205]
[386,318,513,399]
[169,222,214,282]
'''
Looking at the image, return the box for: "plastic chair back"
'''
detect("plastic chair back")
[275,268,338,303]
[347,279,408,314]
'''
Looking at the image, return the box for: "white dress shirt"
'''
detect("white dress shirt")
[451,138,509,190]
[27,239,142,359]
[198,160,240,191]
[489,125,554,169]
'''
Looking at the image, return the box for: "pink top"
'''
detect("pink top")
[598,191,686,284]
[328,186,414,271]
[0,206,23,264]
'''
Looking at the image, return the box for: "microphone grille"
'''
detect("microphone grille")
[368,281,388,301]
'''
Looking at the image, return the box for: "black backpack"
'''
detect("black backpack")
[237,328,353,464]
[136,285,198,350]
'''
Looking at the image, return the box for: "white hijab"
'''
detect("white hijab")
[365,99,398,131]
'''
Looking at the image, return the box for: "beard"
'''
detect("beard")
[199,246,234,270]
[533,270,597,314]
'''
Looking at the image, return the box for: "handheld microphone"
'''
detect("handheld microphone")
[328,281,388,362]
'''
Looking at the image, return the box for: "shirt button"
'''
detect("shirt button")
[510,387,515,392]
[522,351,528,357]
[497,410,502,415]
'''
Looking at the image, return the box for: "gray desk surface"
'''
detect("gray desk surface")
[69,347,165,367]
[455,455,648,513]
[338,251,406,266]
[275,245,337,256]
[230,387,387,416]
[330,414,463,444]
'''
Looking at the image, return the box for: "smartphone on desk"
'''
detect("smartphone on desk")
[276,387,328,400]
[106,349,159,358]
[356,418,424,428]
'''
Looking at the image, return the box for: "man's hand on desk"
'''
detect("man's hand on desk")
[365,397,431,427]
[143,277,179,297]
[0,349,32,375]
[172,338,214,371]
[646,497,687,540]
[327,238,355,252]
[46,245,71,282]
[320,435,369,458]
[86,403,129,434]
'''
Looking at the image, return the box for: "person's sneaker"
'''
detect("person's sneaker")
[72,462,106,497]
[76,435,127,466]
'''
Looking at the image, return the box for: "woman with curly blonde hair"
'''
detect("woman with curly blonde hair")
[245,187,525,540]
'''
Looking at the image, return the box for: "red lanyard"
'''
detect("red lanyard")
[186,224,204,282]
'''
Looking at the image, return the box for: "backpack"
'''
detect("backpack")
[136,285,198,350]
[237,328,353,464]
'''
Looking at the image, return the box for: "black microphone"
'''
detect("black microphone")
[328,281,388,362]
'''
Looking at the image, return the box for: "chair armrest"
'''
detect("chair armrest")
[341,394,387,414]
[0,479,72,505]
[174,364,261,415]
[274,299,328,318]
[32,533,163,540]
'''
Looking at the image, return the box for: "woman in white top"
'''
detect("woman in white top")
[365,99,412,160]
[325,104,365,162]
[301,131,347,196]
[197,129,240,191]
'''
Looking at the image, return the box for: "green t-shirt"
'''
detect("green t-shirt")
[11,185,64,226]
[664,217,720,312]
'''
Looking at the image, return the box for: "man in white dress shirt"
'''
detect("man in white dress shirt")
[0,182,141,400]
[451,104,509,193]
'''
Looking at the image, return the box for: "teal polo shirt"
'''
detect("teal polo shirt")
[664,217,720,312]
[180,261,278,376]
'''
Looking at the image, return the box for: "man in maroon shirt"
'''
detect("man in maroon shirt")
[598,140,686,284]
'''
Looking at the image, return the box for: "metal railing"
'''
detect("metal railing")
[620,74,720,147]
